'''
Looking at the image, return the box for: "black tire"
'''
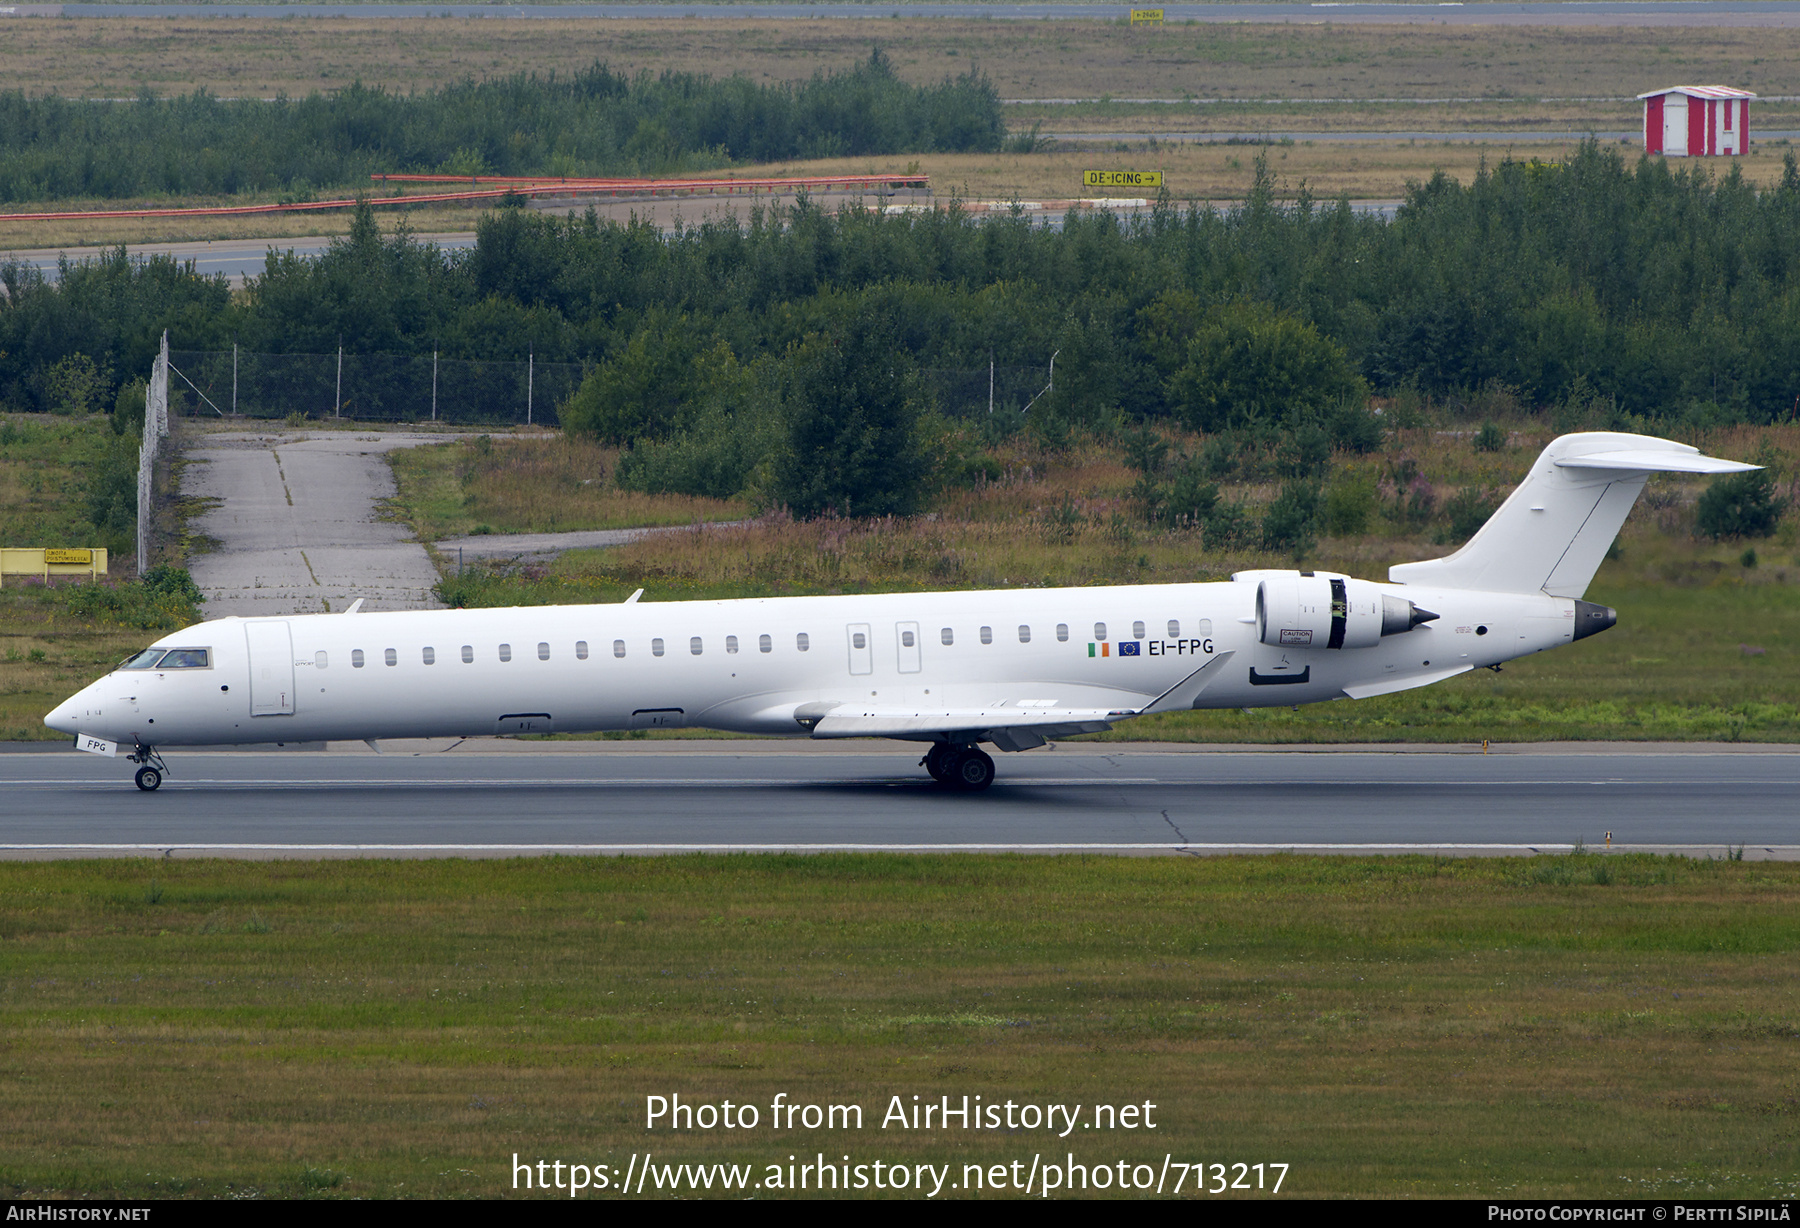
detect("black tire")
[923,744,953,783]
[134,766,162,792]
[951,749,995,792]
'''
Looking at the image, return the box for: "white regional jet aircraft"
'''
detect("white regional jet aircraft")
[46,431,1754,792]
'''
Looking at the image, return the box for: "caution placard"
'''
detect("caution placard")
[1083,170,1164,189]
[1129,8,1164,24]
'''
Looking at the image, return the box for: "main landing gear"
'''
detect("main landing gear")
[921,743,996,792]
[129,744,168,792]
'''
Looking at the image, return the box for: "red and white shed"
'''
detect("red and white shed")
[1639,85,1756,157]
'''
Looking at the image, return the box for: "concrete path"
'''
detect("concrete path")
[437,522,713,561]
[184,429,450,615]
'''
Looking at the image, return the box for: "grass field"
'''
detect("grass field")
[1,854,1796,1199]
[8,18,1800,107]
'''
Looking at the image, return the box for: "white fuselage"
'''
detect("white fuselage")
[46,578,1581,749]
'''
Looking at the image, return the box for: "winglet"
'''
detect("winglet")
[624,588,644,604]
[344,598,365,615]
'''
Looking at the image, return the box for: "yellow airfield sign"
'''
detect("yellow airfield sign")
[1083,169,1164,189]
[1130,8,1165,24]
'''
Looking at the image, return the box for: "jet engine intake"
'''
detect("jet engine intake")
[1257,573,1437,651]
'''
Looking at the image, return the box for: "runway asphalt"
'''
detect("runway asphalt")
[3,743,1794,859]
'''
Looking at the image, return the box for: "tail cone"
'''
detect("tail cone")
[1572,600,1617,641]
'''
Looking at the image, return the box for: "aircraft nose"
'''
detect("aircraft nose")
[44,695,79,735]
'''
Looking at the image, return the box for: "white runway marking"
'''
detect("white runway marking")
[6,842,1792,855]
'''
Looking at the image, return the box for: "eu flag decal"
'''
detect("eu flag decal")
[1119,642,1141,656]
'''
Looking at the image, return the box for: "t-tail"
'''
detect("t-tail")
[1388,433,1758,622]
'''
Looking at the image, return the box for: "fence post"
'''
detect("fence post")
[527,348,534,426]
[432,350,438,422]
[335,344,343,419]
[232,341,238,416]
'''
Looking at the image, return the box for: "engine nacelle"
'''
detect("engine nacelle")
[1255,572,1437,651]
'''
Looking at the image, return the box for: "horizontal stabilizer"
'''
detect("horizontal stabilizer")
[1555,450,1758,475]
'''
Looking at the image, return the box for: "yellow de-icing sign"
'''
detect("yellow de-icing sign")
[1083,170,1164,189]
[44,549,92,564]
[1130,8,1164,24]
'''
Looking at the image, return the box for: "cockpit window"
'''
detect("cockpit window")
[120,649,167,670]
[160,648,210,669]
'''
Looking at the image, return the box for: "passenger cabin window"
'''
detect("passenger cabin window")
[315,651,328,670]
[796,632,810,652]
[726,635,738,654]
[1168,619,1181,638]
[1056,624,1069,642]
[461,645,473,664]
[384,648,397,667]
[1197,618,1213,638]
[1018,625,1031,643]
[901,630,915,647]
[1133,621,1146,640]
[980,626,993,645]
[538,642,550,661]
[499,643,512,662]
[121,648,166,670]
[852,631,866,649]
[576,641,589,660]
[652,638,665,657]
[759,634,772,654]
[422,647,435,665]
[352,650,365,669]
[613,640,626,659]
[691,636,703,656]
[941,627,954,646]
[1094,622,1107,642]
[160,648,210,669]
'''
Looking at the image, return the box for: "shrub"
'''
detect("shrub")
[1473,420,1507,452]
[1323,477,1376,536]
[1260,480,1321,557]
[1695,468,1784,540]
[1325,401,1384,454]
[1438,487,1498,545]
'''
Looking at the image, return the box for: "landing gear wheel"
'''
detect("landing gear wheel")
[950,748,995,793]
[922,743,954,783]
[134,766,162,792]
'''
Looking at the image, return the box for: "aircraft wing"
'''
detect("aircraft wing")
[807,652,1238,750]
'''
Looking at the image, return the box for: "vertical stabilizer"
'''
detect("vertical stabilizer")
[1388,432,1757,597]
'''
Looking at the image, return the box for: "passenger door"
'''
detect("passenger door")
[243,620,295,716]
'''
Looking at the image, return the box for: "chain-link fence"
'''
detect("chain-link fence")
[138,331,171,576]
[167,349,586,426]
[921,364,1051,419]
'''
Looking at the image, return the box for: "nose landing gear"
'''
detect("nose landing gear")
[128,745,168,792]
[920,742,996,792]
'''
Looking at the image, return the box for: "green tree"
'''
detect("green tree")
[560,311,700,444]
[1167,303,1366,435]
[770,318,935,519]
